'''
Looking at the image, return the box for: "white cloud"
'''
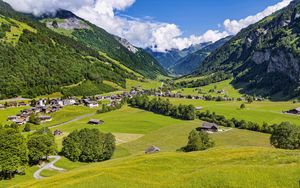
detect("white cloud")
[3,0,293,52]
[224,0,293,34]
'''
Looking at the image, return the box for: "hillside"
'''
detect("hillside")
[195,0,300,99]
[40,10,166,79]
[11,147,300,188]
[0,1,139,99]
[146,42,210,69]
[171,36,232,75]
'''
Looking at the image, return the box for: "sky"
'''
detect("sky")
[3,0,293,52]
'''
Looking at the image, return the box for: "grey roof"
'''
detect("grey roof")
[145,145,160,154]
[202,122,218,129]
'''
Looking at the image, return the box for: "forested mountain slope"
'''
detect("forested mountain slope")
[40,10,166,79]
[195,0,300,99]
[0,1,138,99]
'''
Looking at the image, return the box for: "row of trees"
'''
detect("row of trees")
[62,128,115,162]
[129,95,196,120]
[197,110,300,150]
[0,127,56,179]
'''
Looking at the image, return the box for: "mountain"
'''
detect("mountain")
[195,0,300,99]
[40,10,166,79]
[170,37,232,76]
[146,42,211,69]
[0,1,149,99]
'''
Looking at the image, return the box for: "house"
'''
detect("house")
[0,104,5,109]
[88,119,104,125]
[87,102,99,108]
[145,145,160,154]
[7,116,18,121]
[286,107,300,114]
[15,119,27,125]
[53,130,63,136]
[199,122,219,132]
[18,101,27,107]
[38,116,52,122]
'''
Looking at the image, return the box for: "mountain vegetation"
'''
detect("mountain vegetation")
[0,1,144,99]
[41,10,166,79]
[195,0,300,99]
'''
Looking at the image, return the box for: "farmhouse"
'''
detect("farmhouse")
[38,116,52,122]
[88,119,104,125]
[54,130,63,136]
[145,146,160,154]
[199,122,219,132]
[286,107,300,114]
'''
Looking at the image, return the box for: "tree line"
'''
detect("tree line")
[129,95,196,120]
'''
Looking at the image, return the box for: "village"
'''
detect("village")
[2,87,300,126]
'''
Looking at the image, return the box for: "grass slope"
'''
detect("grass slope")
[14,147,300,188]
[166,98,300,125]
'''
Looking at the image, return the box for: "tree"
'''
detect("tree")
[240,103,246,109]
[62,128,116,162]
[180,130,215,152]
[23,124,31,132]
[0,128,28,179]
[27,129,57,164]
[270,122,300,149]
[29,114,40,125]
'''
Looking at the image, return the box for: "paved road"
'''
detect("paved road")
[49,113,95,129]
[33,156,64,179]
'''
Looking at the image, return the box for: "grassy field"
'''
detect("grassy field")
[173,79,243,98]
[13,147,300,188]
[126,79,162,91]
[166,98,300,125]
[1,105,296,188]
[0,107,26,125]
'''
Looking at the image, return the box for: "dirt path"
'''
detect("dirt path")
[33,156,64,180]
[49,113,95,129]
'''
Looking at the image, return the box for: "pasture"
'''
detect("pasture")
[166,98,300,125]
[13,147,300,188]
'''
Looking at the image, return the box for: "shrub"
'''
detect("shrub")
[180,130,215,152]
[270,122,300,150]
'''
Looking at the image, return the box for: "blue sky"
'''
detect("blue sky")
[4,0,292,51]
[122,0,281,37]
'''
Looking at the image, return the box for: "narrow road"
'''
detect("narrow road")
[49,113,95,129]
[33,156,64,180]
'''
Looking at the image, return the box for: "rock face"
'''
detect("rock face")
[46,17,90,30]
[114,36,138,54]
[252,51,271,65]
[267,51,299,81]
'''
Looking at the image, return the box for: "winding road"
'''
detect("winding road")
[33,156,64,179]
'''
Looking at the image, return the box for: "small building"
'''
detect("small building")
[196,106,203,111]
[18,101,27,107]
[53,130,63,136]
[145,145,160,154]
[286,107,300,114]
[7,116,18,121]
[0,104,5,109]
[88,119,104,125]
[39,116,52,122]
[199,122,219,132]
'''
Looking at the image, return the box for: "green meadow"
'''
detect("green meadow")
[173,79,243,98]
[12,147,300,188]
